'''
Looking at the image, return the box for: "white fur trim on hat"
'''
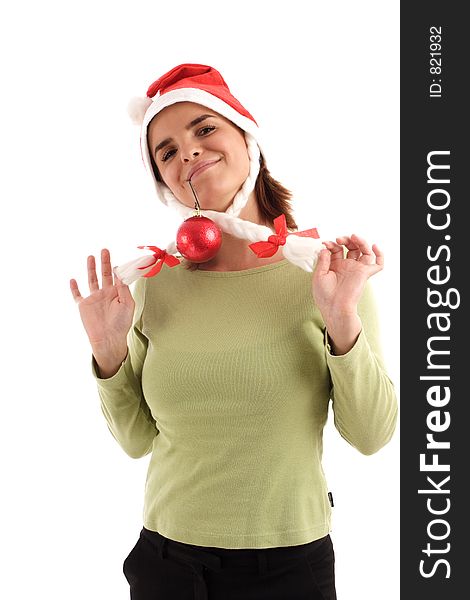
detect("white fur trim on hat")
[143,88,260,140]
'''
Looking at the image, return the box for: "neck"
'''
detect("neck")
[196,192,284,272]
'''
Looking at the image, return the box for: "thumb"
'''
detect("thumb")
[114,272,133,303]
[314,248,331,278]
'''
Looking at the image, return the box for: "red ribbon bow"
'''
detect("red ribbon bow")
[137,246,181,277]
[248,215,319,258]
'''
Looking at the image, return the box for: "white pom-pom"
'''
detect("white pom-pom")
[127,96,153,126]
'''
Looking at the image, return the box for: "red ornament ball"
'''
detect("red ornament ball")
[176,216,222,263]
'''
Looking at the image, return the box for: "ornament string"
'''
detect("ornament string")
[188,180,201,216]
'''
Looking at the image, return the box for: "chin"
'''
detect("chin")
[195,187,238,212]
[198,201,231,213]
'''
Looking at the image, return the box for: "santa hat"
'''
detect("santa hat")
[114,63,323,284]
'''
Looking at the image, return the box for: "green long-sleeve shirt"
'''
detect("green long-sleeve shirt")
[91,258,397,549]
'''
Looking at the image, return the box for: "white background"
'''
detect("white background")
[1,1,399,598]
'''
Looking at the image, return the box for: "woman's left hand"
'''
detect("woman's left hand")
[312,234,384,354]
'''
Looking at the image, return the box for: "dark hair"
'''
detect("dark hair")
[255,153,297,231]
[150,150,298,270]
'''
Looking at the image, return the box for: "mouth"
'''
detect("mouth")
[187,159,220,182]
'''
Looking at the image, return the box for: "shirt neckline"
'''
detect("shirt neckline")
[187,259,291,277]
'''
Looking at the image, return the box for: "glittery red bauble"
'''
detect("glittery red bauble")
[176,216,222,263]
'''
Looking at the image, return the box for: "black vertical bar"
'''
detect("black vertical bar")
[401,3,468,598]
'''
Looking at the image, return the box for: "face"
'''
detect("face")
[147,102,250,211]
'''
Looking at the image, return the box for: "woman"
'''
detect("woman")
[70,64,397,600]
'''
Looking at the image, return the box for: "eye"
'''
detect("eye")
[197,125,216,136]
[161,148,176,162]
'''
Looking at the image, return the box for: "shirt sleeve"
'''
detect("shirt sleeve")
[91,277,159,459]
[324,281,398,455]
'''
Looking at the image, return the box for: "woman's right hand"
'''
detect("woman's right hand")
[70,248,135,366]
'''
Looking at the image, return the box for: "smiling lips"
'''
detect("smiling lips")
[187,159,220,182]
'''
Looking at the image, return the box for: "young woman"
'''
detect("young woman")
[70,63,397,600]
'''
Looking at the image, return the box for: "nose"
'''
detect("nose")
[182,150,200,163]
[180,137,202,162]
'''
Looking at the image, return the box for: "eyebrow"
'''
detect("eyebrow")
[153,114,218,157]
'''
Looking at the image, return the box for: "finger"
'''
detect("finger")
[69,278,83,304]
[87,255,100,293]
[350,233,373,256]
[113,267,133,304]
[336,235,361,260]
[350,233,376,265]
[314,248,331,277]
[372,244,384,267]
[113,267,127,288]
[114,271,123,286]
[101,248,114,288]
[323,240,344,260]
[335,235,355,248]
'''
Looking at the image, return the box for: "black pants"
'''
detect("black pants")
[123,526,337,599]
